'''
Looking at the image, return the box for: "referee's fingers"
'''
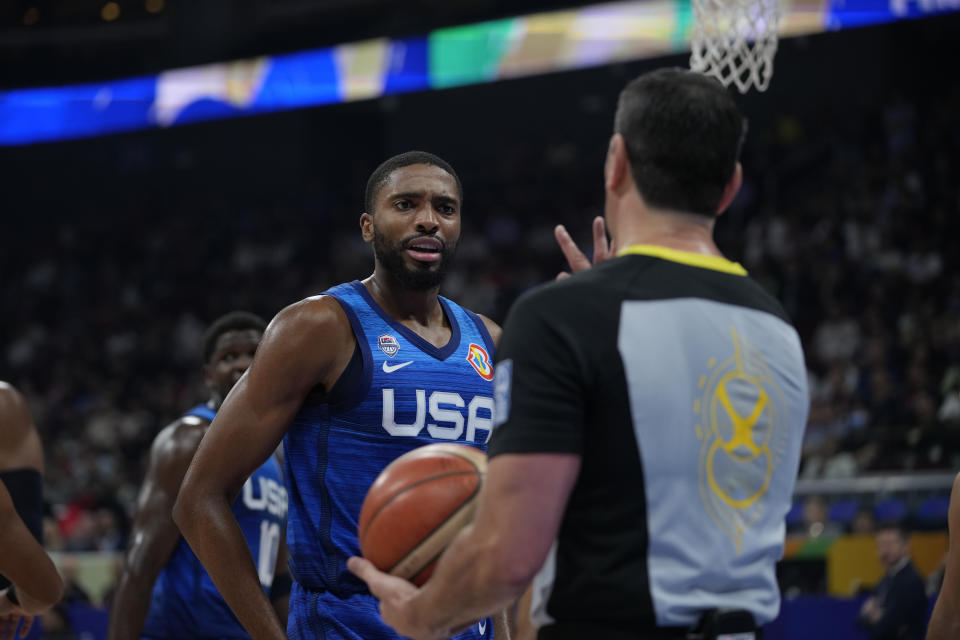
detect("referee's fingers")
[555,225,590,272]
[347,555,397,599]
[592,216,609,262]
[347,556,377,586]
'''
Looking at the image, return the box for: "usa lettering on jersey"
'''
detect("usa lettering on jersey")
[381,388,494,443]
[242,475,289,518]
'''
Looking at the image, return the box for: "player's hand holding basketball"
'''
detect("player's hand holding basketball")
[555,216,613,279]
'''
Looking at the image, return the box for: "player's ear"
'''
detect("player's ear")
[716,162,743,217]
[605,133,629,193]
[360,212,375,243]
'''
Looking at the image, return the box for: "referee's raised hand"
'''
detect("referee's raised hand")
[555,216,613,279]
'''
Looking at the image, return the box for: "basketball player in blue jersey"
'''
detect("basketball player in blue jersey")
[174,151,508,640]
[108,311,290,640]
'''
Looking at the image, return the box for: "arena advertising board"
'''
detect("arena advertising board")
[1,0,956,145]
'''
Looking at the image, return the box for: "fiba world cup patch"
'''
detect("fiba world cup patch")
[378,335,400,357]
[466,343,494,381]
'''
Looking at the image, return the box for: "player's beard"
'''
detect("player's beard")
[373,227,457,292]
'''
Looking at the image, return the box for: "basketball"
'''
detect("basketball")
[357,443,487,586]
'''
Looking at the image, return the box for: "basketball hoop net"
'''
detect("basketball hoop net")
[689,0,782,93]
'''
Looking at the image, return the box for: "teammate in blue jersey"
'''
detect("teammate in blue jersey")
[108,311,290,640]
[174,151,508,640]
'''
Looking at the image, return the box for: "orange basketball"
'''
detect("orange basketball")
[357,443,487,586]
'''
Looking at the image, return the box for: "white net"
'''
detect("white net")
[689,0,783,93]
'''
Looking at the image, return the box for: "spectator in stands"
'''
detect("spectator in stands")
[93,506,125,552]
[858,523,927,640]
[939,367,960,425]
[852,508,877,535]
[802,495,844,539]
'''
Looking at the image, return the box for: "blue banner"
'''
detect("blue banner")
[826,0,960,29]
[1,0,957,146]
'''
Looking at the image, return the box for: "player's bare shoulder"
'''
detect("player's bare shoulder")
[266,295,354,354]
[149,414,210,470]
[252,294,357,395]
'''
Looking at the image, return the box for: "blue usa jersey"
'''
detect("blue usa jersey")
[142,405,288,640]
[285,281,496,640]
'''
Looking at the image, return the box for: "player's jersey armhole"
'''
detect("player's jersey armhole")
[464,308,495,355]
[324,293,373,414]
[325,343,363,411]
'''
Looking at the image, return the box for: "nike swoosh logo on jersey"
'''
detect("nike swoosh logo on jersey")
[382,360,414,373]
[478,620,486,635]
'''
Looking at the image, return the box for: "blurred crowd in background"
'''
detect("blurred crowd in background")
[1,36,958,559]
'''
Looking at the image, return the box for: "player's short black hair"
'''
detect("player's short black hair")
[614,68,747,217]
[202,311,267,364]
[364,151,463,214]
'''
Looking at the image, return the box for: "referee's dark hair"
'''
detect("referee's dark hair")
[614,67,747,218]
[364,151,463,214]
[202,311,267,364]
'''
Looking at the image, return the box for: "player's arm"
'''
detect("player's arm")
[107,420,204,640]
[0,480,63,615]
[173,297,353,640]
[927,473,960,640]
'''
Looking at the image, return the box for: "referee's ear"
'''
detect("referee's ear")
[605,133,631,195]
[716,162,743,217]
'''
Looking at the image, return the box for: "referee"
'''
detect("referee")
[350,68,810,640]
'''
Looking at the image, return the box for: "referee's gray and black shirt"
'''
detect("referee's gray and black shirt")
[488,245,809,636]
